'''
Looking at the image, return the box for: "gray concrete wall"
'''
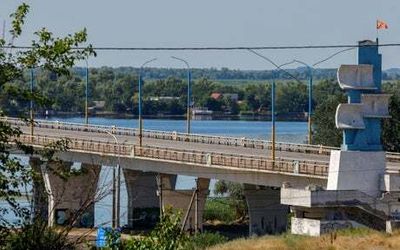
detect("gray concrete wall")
[244,185,289,235]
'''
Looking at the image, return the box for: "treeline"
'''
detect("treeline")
[81,66,400,81]
[2,67,400,120]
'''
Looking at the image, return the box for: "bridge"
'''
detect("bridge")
[6,117,400,235]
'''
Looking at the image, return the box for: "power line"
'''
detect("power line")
[3,43,400,51]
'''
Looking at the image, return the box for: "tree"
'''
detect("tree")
[312,94,345,147]
[0,3,94,246]
[382,81,400,152]
[214,180,247,220]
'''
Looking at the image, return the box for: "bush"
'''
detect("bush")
[5,220,75,250]
[124,207,187,250]
[184,232,227,250]
[203,198,236,223]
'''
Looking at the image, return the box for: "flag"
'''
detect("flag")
[377,19,388,29]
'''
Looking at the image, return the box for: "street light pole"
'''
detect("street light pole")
[171,56,192,134]
[30,68,34,138]
[138,58,157,147]
[84,60,89,125]
[294,60,313,144]
[102,129,121,228]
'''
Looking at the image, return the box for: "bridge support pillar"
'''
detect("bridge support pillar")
[40,161,101,227]
[30,157,48,221]
[160,176,210,232]
[244,184,289,236]
[123,169,160,228]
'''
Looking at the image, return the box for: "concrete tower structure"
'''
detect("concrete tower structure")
[281,40,400,236]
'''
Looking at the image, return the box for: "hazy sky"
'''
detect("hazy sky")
[1,0,400,69]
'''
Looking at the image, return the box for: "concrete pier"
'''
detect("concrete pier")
[244,185,289,235]
[123,169,160,228]
[40,161,101,227]
[160,175,210,232]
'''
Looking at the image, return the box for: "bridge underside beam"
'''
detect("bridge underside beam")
[57,152,327,189]
[244,184,289,236]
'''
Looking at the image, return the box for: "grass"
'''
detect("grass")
[203,198,237,223]
[209,228,400,250]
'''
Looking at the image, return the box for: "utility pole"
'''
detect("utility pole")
[30,68,34,139]
[138,58,157,147]
[171,56,192,134]
[194,178,199,233]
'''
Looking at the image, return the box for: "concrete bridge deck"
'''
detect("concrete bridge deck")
[4,117,399,187]
[7,117,400,166]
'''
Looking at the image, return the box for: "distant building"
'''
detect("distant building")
[192,107,213,120]
[210,92,223,100]
[149,96,180,101]
[92,101,106,110]
[224,93,239,102]
[210,92,238,102]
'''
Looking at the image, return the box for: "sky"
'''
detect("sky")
[1,0,400,70]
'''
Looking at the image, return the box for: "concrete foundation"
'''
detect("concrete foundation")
[123,169,160,228]
[161,175,210,232]
[40,161,101,227]
[291,217,365,236]
[244,185,289,236]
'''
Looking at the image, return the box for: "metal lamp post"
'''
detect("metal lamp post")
[171,56,192,134]
[138,58,157,147]
[30,68,35,137]
[84,59,89,125]
[293,60,313,144]
[270,61,297,161]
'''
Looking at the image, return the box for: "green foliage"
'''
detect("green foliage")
[214,181,247,220]
[0,2,94,247]
[5,220,74,250]
[104,227,122,249]
[184,232,227,250]
[382,81,400,152]
[124,207,187,250]
[312,94,345,147]
[203,198,237,223]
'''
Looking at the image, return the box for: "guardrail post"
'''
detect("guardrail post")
[241,137,246,147]
[206,153,212,166]
[293,161,299,174]
[172,131,177,141]
[131,146,135,157]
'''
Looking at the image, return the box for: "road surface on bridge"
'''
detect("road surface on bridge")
[6,118,398,172]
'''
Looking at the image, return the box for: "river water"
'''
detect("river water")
[7,117,307,227]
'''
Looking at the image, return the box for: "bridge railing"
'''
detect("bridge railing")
[5,117,399,162]
[16,134,329,178]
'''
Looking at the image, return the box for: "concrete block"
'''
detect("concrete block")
[361,94,391,118]
[381,174,400,192]
[335,104,365,129]
[291,218,364,236]
[337,64,375,90]
[327,150,385,197]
